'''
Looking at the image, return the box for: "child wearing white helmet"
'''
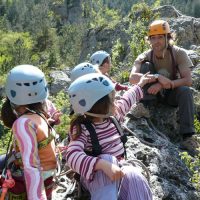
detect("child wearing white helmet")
[90,50,129,91]
[2,65,57,199]
[70,62,100,82]
[66,73,153,200]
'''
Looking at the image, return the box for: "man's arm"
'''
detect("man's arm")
[171,67,192,89]
[129,64,144,84]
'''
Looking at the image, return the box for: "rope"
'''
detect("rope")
[127,159,150,182]
[147,118,169,141]
[122,118,168,148]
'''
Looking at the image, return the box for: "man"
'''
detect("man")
[129,19,198,155]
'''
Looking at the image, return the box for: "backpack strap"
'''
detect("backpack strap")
[150,49,154,64]
[168,46,179,80]
[109,116,127,158]
[110,116,126,138]
[83,117,127,157]
[83,122,102,157]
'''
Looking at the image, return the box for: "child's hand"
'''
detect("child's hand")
[95,159,124,181]
[137,72,155,88]
[48,110,62,125]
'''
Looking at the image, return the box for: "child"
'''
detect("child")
[2,64,57,200]
[66,73,153,200]
[70,62,100,82]
[90,50,129,91]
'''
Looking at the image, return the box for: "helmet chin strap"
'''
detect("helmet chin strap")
[85,112,112,118]
[161,34,168,58]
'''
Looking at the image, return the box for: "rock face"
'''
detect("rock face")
[124,105,200,200]
[48,70,71,95]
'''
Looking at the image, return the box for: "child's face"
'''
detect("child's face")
[99,57,112,74]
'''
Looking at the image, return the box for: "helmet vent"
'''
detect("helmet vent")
[92,78,98,81]
[10,90,16,98]
[103,80,109,86]
[33,81,37,85]
[16,83,22,86]
[24,83,30,86]
[79,99,86,107]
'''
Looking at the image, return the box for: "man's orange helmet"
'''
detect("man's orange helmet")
[148,20,171,36]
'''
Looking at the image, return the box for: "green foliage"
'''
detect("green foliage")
[0,31,33,75]
[111,39,125,75]
[83,0,122,29]
[180,151,200,190]
[126,3,159,64]
[49,91,71,140]
[59,23,85,67]
[194,116,200,134]
[119,71,130,83]
[0,98,12,154]
[0,127,12,154]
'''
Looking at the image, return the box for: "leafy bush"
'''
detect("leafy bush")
[180,151,200,190]
[194,116,200,134]
[49,91,71,140]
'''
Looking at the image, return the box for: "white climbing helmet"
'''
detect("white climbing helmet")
[68,73,115,115]
[5,65,48,105]
[90,50,110,66]
[70,62,99,82]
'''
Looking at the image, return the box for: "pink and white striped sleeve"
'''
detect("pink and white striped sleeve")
[115,84,143,122]
[13,118,47,200]
[65,130,98,180]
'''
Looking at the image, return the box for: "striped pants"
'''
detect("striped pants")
[81,154,153,200]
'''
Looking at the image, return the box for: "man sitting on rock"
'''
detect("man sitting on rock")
[129,19,199,156]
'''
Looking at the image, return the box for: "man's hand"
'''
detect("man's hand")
[147,82,162,94]
[157,75,173,89]
[146,74,158,83]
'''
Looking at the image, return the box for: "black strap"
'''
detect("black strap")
[110,117,127,158]
[168,46,179,80]
[83,117,127,157]
[83,122,102,156]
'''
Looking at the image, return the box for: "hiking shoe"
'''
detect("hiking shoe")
[129,103,150,119]
[180,136,200,156]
